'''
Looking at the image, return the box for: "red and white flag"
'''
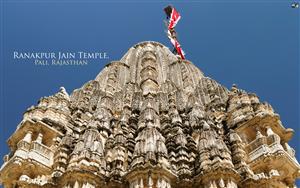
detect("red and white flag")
[174,40,185,59]
[164,6,185,59]
[167,31,185,59]
[168,7,181,30]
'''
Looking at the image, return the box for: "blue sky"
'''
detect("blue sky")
[1,0,299,186]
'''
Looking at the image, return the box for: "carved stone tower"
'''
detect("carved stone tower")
[0,41,299,188]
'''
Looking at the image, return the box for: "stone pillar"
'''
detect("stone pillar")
[73,181,80,188]
[22,131,33,143]
[82,182,95,188]
[147,174,153,188]
[156,177,171,188]
[35,133,43,144]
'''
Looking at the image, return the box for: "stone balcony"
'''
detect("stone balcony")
[0,119,60,186]
[245,129,300,185]
[0,138,54,187]
[246,128,297,163]
[8,119,62,152]
[30,141,54,166]
[235,114,294,144]
[1,134,54,171]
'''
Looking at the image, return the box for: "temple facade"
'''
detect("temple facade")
[0,41,299,188]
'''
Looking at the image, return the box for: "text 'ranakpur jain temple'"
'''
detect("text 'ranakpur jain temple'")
[0,41,299,188]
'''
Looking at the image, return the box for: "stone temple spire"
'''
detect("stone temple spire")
[0,41,299,188]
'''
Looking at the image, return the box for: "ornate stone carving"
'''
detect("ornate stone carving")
[0,41,299,188]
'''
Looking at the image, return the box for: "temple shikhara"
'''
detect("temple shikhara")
[0,41,299,188]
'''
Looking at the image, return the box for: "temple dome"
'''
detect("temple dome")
[94,41,205,93]
[70,41,229,114]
